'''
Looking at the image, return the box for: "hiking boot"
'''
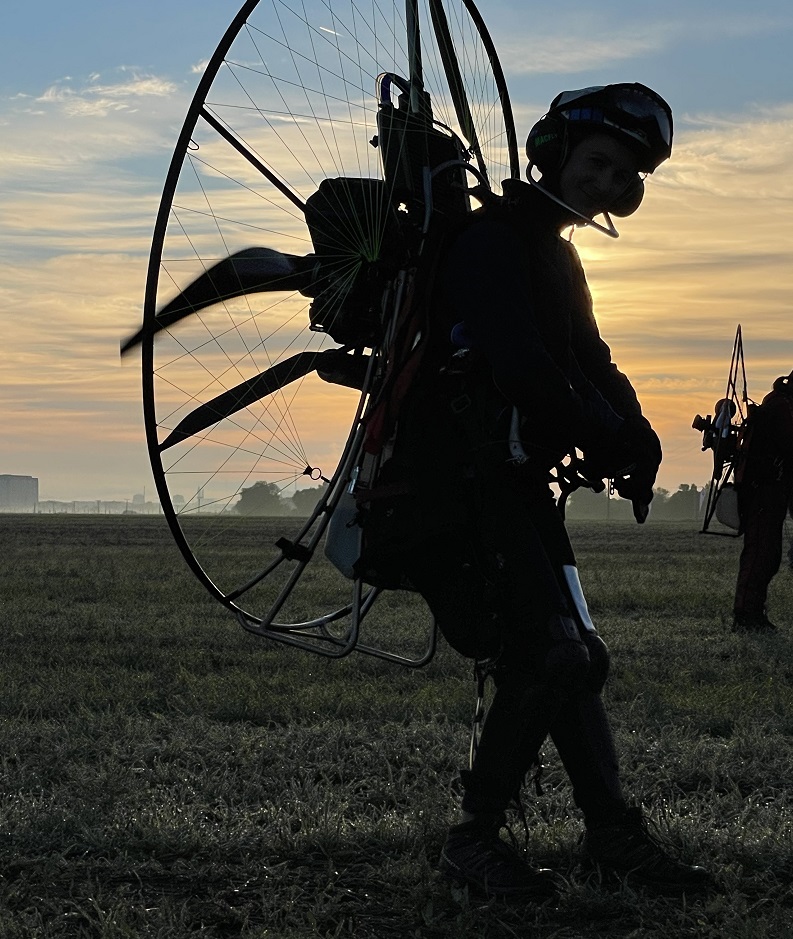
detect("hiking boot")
[732,611,777,633]
[583,806,713,893]
[439,813,560,900]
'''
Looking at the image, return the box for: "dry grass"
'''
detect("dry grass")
[1,514,792,937]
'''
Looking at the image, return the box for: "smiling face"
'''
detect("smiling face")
[557,133,640,218]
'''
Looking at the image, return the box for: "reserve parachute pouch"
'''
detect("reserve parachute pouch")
[352,479,420,591]
[324,488,363,580]
[323,458,419,590]
[714,482,741,531]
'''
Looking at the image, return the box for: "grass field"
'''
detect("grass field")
[1,513,793,938]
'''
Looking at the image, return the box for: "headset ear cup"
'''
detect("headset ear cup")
[525,115,567,176]
[610,175,644,217]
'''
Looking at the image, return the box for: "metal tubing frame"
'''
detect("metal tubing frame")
[701,325,748,535]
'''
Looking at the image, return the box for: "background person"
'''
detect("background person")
[733,371,793,631]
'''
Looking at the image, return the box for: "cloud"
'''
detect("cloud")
[35,73,179,117]
[498,33,665,76]
[0,73,187,186]
[495,9,793,75]
[664,106,793,199]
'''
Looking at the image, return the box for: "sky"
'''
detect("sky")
[2,0,792,502]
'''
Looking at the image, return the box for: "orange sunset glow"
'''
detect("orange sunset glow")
[2,1,792,505]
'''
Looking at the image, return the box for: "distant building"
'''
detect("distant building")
[0,475,39,513]
[36,499,162,515]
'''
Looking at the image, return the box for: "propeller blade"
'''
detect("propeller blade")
[121,248,315,355]
[158,348,368,451]
[159,350,323,450]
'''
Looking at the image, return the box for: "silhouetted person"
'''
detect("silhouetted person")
[789,492,793,570]
[385,83,710,898]
[733,370,793,631]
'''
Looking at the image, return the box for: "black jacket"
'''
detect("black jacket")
[738,383,793,487]
[433,179,645,462]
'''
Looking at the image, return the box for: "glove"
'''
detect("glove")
[612,417,662,522]
[581,417,661,521]
[613,473,654,522]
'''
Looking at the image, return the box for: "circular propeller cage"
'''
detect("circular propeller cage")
[134,0,518,660]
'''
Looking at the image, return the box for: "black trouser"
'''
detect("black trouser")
[405,464,625,826]
[735,481,793,615]
[460,679,623,824]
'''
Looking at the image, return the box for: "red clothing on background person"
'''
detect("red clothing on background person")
[733,372,793,631]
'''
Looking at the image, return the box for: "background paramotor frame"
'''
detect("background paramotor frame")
[698,324,750,536]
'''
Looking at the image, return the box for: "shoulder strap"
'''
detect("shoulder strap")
[362,203,497,455]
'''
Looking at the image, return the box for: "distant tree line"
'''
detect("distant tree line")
[233,481,328,517]
[565,483,705,521]
[236,480,707,521]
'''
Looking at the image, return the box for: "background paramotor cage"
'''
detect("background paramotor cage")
[129,0,519,664]
[699,325,750,536]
